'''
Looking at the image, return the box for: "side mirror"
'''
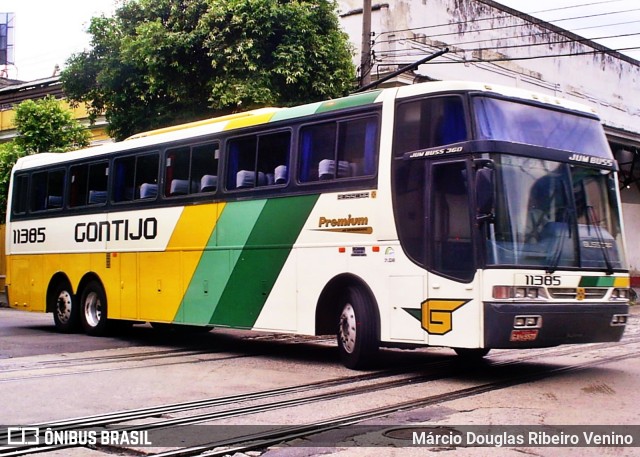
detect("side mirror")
[475,162,495,223]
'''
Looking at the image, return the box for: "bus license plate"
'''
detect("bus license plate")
[510,329,539,342]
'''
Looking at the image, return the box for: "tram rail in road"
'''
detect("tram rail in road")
[2,335,639,457]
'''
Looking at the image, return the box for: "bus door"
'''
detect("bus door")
[424,159,483,349]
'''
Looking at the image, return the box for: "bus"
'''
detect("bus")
[5,81,630,369]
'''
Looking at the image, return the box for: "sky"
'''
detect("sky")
[0,0,639,82]
[1,0,116,81]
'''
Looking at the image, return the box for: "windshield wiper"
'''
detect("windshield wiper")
[586,205,614,275]
[546,177,577,274]
[546,207,573,274]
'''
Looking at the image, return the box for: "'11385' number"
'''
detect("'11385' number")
[525,275,561,286]
[13,227,46,244]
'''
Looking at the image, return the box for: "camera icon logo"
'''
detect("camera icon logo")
[7,427,40,445]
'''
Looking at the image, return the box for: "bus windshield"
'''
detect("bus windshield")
[486,155,627,271]
[473,96,611,156]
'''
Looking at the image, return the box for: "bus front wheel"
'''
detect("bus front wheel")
[51,282,79,333]
[337,286,379,370]
[80,281,109,336]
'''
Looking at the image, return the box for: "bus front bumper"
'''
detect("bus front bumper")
[484,302,629,348]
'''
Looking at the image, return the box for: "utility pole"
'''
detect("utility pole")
[360,0,372,87]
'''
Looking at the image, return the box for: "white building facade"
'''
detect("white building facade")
[338,0,640,284]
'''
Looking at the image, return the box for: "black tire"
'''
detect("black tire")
[453,347,490,359]
[80,280,109,336]
[51,282,80,333]
[337,286,379,370]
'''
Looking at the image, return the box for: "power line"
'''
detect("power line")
[447,46,640,63]
[531,0,627,14]
[374,45,640,65]
[373,6,640,42]
[573,18,640,31]
[375,31,640,58]
[370,4,640,67]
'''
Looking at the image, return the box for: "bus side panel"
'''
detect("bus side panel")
[177,200,265,326]
[291,191,379,336]
[116,252,138,320]
[175,195,319,329]
[138,251,183,322]
[7,255,37,310]
[210,196,319,328]
[253,248,298,331]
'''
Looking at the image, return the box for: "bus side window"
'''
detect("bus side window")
[394,96,467,153]
[256,132,290,186]
[227,137,258,190]
[113,156,135,202]
[12,175,29,215]
[337,117,378,178]
[299,123,335,182]
[192,143,219,193]
[30,169,65,212]
[87,162,109,205]
[299,116,378,183]
[430,161,474,281]
[165,142,219,196]
[136,154,159,199]
[165,146,190,196]
[70,164,89,207]
[226,133,289,190]
[113,153,159,202]
[69,162,108,207]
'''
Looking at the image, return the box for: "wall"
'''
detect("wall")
[339,0,640,278]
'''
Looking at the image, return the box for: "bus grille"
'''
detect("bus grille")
[547,288,607,300]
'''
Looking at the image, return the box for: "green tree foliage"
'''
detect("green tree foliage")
[14,96,91,153]
[0,142,27,221]
[61,0,356,141]
[0,97,90,220]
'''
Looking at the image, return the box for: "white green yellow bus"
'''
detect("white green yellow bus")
[5,81,630,369]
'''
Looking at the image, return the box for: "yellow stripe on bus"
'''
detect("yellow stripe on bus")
[224,110,280,130]
[134,203,225,323]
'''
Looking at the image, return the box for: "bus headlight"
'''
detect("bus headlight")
[514,315,542,328]
[611,314,628,326]
[611,288,630,300]
[493,286,547,300]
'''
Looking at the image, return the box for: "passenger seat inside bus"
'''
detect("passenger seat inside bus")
[47,195,63,209]
[169,179,189,196]
[236,170,266,188]
[200,175,217,192]
[319,159,351,180]
[88,190,107,204]
[139,183,158,199]
[274,165,287,184]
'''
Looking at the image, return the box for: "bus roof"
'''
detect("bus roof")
[12,80,598,171]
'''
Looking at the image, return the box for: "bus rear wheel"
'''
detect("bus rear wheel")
[80,280,109,336]
[51,282,79,333]
[337,286,379,370]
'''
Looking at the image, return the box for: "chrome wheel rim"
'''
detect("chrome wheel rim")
[55,291,73,324]
[84,291,102,328]
[339,303,356,354]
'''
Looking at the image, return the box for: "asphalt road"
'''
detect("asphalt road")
[1,305,639,457]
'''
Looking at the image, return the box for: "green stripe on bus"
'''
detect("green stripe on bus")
[269,102,323,122]
[578,277,615,287]
[315,90,382,113]
[209,194,319,327]
[178,200,267,324]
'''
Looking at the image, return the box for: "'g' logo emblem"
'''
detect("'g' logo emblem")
[421,299,469,335]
